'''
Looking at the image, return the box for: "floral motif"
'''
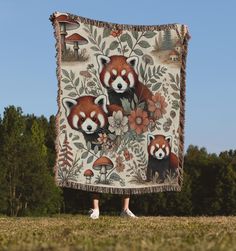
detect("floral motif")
[128,108,149,134]
[108,111,128,135]
[148,93,167,119]
[97,133,108,144]
[110,29,122,37]
[115,156,125,172]
[123,149,133,161]
[80,70,92,78]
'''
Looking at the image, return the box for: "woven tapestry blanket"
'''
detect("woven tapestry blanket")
[50,12,190,194]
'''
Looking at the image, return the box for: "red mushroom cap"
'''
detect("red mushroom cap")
[56,14,80,30]
[65,33,88,45]
[84,169,94,177]
[92,156,113,170]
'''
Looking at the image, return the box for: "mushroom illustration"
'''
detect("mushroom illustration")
[92,156,114,184]
[65,33,88,60]
[84,169,94,184]
[56,14,80,54]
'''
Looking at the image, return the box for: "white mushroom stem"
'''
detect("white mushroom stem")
[73,41,79,59]
[60,23,67,54]
[100,165,107,183]
[85,176,91,184]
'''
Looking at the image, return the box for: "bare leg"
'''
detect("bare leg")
[122,195,130,210]
[120,195,137,218]
[92,193,100,210]
[89,193,100,219]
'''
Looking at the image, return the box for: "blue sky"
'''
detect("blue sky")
[0,0,235,153]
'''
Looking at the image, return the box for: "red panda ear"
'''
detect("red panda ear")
[126,56,139,71]
[147,133,155,144]
[94,95,108,113]
[97,55,110,73]
[62,98,77,116]
[165,136,172,145]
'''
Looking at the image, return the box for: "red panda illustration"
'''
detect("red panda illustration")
[62,95,122,148]
[146,134,179,183]
[97,55,152,107]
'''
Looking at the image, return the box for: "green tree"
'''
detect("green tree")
[161,30,173,50]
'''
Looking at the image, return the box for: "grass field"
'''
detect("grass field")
[0,215,236,251]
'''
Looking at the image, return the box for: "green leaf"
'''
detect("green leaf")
[74,142,84,149]
[74,77,80,87]
[121,98,131,114]
[94,29,97,40]
[68,92,77,97]
[87,141,92,151]
[152,83,161,91]
[61,78,70,83]
[133,94,138,104]
[133,48,143,56]
[103,28,111,38]
[98,35,102,45]
[152,66,156,76]
[70,70,75,81]
[132,31,139,40]
[169,73,175,82]
[148,67,152,78]
[87,155,94,164]
[149,78,156,83]
[94,145,99,154]
[144,31,156,38]
[79,87,84,95]
[81,151,89,159]
[91,46,100,51]
[131,100,135,110]
[138,40,150,48]
[62,69,70,78]
[138,102,145,109]
[172,92,180,99]
[109,41,119,50]
[64,85,73,90]
[88,37,96,45]
[108,133,116,141]
[140,64,145,78]
[120,33,129,42]
[170,84,179,91]
[120,33,133,48]
[101,41,106,51]
[105,48,110,56]
[176,74,180,85]
[72,135,80,140]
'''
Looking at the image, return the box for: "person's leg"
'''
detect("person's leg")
[89,192,100,219]
[120,195,138,218]
[122,195,130,210]
[92,192,100,210]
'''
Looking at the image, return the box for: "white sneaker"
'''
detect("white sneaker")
[120,208,138,218]
[89,208,99,219]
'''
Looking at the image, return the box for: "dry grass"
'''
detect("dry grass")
[0,215,236,251]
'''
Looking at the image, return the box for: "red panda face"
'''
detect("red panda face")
[97,55,139,93]
[147,134,172,160]
[62,95,108,134]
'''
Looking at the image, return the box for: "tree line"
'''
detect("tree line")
[0,106,235,216]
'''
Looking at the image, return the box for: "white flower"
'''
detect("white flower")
[108,111,128,135]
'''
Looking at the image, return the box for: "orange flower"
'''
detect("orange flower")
[110,29,122,37]
[123,149,133,161]
[148,93,167,119]
[128,108,149,134]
